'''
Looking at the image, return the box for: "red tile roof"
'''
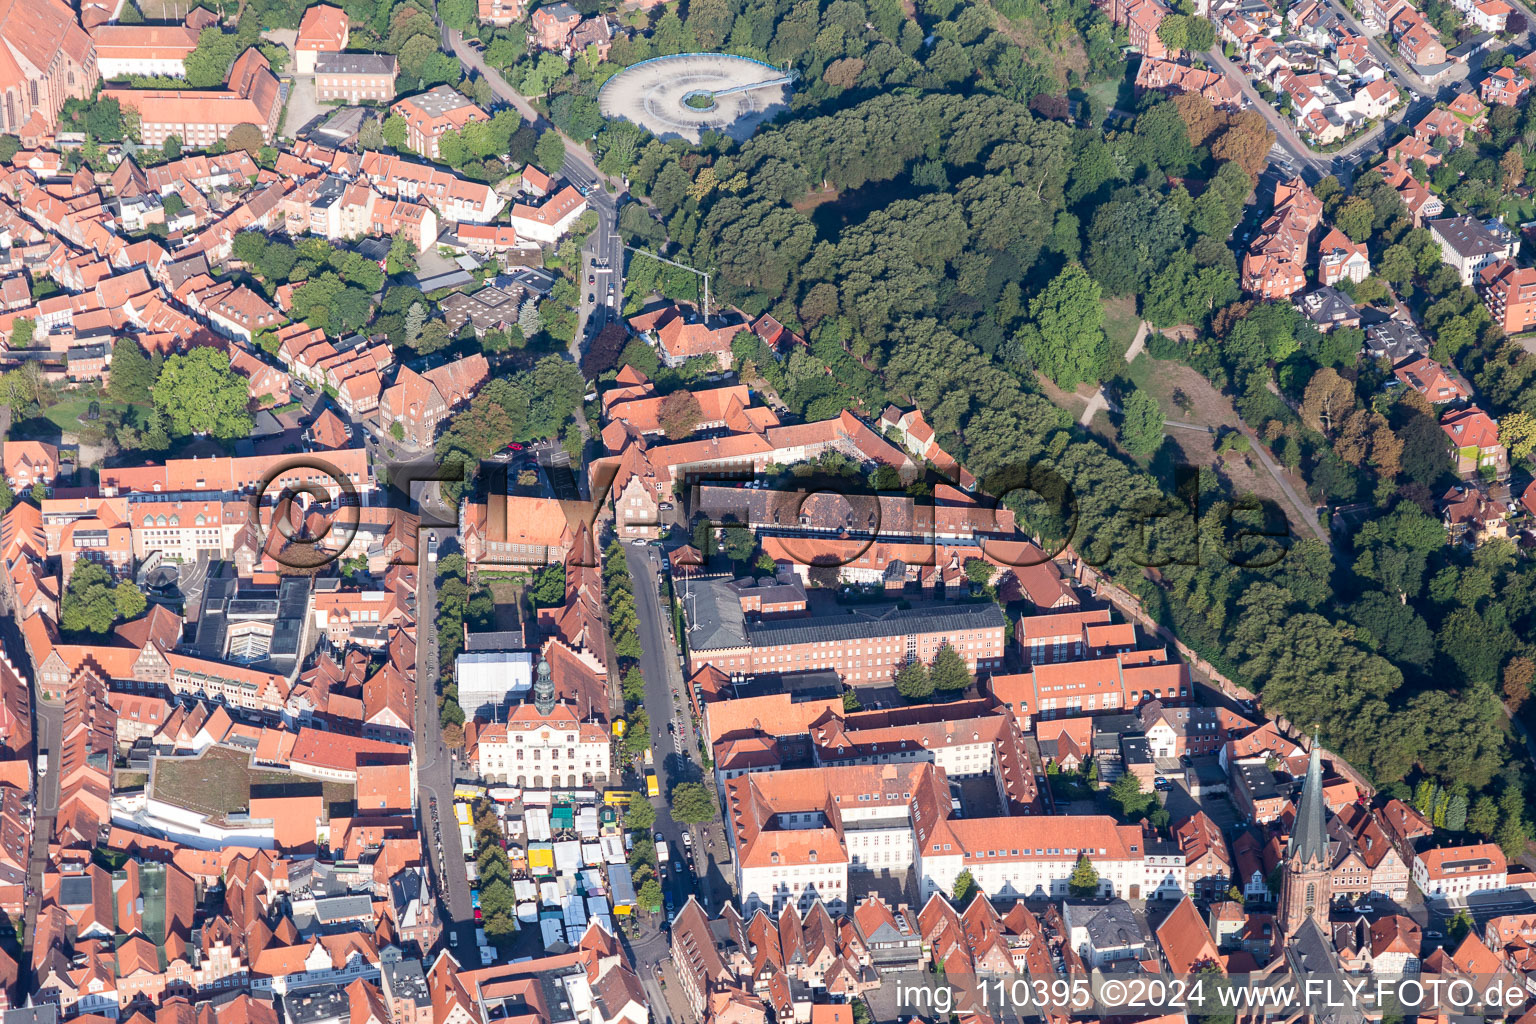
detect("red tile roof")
[296,3,349,51]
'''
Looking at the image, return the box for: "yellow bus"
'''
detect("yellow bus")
[645,772,659,798]
[604,790,637,807]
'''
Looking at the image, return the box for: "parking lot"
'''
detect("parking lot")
[1157,756,1243,830]
[280,74,327,139]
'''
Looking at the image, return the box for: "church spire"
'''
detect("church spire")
[532,657,556,715]
[1287,735,1329,867]
[1276,733,1334,940]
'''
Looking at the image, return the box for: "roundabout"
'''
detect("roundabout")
[598,53,794,143]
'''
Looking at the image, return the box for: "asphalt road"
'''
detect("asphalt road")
[622,544,723,917]
[0,555,55,960]
[576,191,625,360]
[22,694,61,957]
[413,526,480,956]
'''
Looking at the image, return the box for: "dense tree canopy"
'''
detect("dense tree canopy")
[152,348,252,440]
[62,564,144,637]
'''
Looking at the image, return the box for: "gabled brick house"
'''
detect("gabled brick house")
[378,353,489,447]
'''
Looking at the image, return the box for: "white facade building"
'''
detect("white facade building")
[465,702,612,789]
[1411,844,1509,903]
[509,186,588,244]
[724,763,1187,916]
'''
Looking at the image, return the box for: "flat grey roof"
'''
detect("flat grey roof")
[382,958,431,1002]
[399,85,479,118]
[465,629,528,652]
[314,893,375,921]
[284,986,350,1024]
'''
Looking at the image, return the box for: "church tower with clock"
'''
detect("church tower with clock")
[1278,738,1332,939]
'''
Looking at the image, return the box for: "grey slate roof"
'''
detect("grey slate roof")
[1287,741,1330,866]
[314,51,397,76]
[677,577,750,653]
[1431,215,1510,260]
[746,601,1005,647]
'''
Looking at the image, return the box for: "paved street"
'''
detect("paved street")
[22,695,61,956]
[1206,48,1335,180]
[576,191,625,360]
[413,527,479,955]
[1429,888,1536,930]
[0,552,54,958]
[623,545,730,916]
[447,30,603,184]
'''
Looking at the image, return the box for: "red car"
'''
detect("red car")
[474,907,483,921]
[506,441,524,451]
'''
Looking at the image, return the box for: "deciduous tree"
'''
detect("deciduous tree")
[1022,263,1106,390]
[1301,367,1356,434]
[152,348,253,439]
[1334,196,1375,243]
[1499,410,1536,460]
[1504,656,1535,707]
[61,564,134,637]
[226,123,264,155]
[535,129,567,173]
[1119,389,1165,457]
[670,782,717,823]
[626,799,656,831]
[658,390,703,438]
[929,643,972,692]
[382,113,408,150]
